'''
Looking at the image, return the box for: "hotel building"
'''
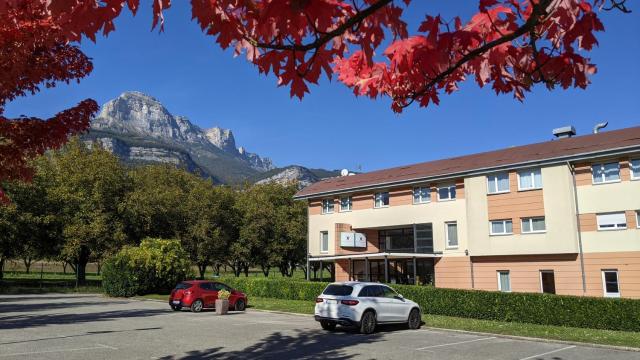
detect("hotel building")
[294,126,640,298]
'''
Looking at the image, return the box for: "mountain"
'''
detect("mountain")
[85,91,338,185]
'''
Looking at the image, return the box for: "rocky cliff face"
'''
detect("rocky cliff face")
[256,166,321,188]
[85,91,335,186]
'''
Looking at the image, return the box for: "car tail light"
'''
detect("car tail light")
[341,300,359,306]
[315,297,324,303]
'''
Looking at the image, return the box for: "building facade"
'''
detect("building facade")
[294,126,640,299]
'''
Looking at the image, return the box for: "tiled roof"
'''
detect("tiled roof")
[295,126,640,199]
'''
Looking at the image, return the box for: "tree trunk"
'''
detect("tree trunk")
[62,261,68,274]
[23,257,32,274]
[197,263,208,279]
[214,264,221,276]
[96,261,102,276]
[0,257,4,281]
[76,246,90,285]
[243,264,249,277]
[261,265,270,277]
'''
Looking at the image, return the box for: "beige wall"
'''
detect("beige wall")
[577,179,640,213]
[308,199,468,257]
[467,165,578,256]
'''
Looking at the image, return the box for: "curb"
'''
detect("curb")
[422,326,640,353]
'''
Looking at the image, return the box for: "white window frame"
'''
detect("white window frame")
[445,221,458,249]
[539,270,555,294]
[631,159,640,180]
[321,199,334,214]
[521,217,546,234]
[487,172,510,194]
[601,270,620,298]
[591,162,621,184]
[339,196,352,212]
[497,271,511,292]
[517,168,543,191]
[413,186,431,204]
[320,231,329,253]
[437,184,456,201]
[489,219,513,236]
[596,212,627,231]
[374,191,389,208]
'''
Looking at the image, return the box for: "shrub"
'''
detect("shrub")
[103,238,194,297]
[218,277,640,332]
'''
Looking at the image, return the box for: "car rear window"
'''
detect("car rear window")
[175,283,193,290]
[322,285,354,296]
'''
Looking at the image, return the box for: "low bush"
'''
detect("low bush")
[219,277,640,332]
[103,238,194,297]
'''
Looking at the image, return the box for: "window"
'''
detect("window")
[445,222,458,248]
[321,199,334,214]
[602,270,620,298]
[518,168,543,190]
[358,285,383,297]
[323,284,354,296]
[437,184,456,201]
[490,220,513,235]
[597,212,627,230]
[320,231,329,253]
[540,271,556,294]
[374,192,389,208]
[637,211,640,229]
[522,217,546,233]
[497,271,511,292]
[592,162,620,184]
[487,172,510,194]
[381,286,399,299]
[413,186,431,204]
[631,159,640,180]
[340,196,352,212]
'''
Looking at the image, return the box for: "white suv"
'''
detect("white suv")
[314,282,422,334]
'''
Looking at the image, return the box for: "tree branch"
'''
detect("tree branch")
[243,0,393,52]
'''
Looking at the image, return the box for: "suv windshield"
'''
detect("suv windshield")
[175,283,193,290]
[322,285,354,296]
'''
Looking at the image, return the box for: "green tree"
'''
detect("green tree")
[180,182,238,279]
[120,165,198,242]
[0,203,18,280]
[45,138,130,284]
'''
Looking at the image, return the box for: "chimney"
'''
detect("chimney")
[553,126,576,139]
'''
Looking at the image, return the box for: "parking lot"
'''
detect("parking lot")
[0,294,637,359]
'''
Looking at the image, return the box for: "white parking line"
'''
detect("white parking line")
[517,345,576,360]
[0,344,116,357]
[415,337,496,351]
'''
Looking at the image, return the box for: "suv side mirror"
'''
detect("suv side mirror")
[395,294,404,301]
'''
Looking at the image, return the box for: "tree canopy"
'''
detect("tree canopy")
[0,0,632,198]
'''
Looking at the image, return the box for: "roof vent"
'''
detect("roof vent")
[553,126,576,139]
[593,121,608,134]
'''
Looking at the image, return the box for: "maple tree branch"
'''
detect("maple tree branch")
[602,0,632,13]
[244,0,393,52]
[397,0,554,107]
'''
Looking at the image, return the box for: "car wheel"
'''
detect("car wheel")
[190,299,203,313]
[234,299,246,311]
[407,308,421,329]
[171,305,182,311]
[320,320,337,331]
[359,311,377,334]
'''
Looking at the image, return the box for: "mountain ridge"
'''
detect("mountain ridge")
[84,91,339,185]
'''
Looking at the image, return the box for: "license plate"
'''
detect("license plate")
[326,299,337,304]
[172,300,180,304]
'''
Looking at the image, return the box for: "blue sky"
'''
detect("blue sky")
[5,2,639,172]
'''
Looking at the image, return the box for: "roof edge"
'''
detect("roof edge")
[294,144,640,200]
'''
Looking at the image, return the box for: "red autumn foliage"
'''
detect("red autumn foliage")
[0,0,629,200]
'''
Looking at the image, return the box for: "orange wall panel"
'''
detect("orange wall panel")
[352,193,372,210]
[389,187,413,206]
[335,259,350,282]
[486,172,545,234]
[309,200,322,215]
[434,257,472,290]
[574,163,592,186]
[579,213,597,232]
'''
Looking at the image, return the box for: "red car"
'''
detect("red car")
[169,280,248,312]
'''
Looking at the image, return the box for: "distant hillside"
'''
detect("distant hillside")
[83,92,337,186]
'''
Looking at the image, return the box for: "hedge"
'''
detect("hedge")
[219,277,640,332]
[103,238,194,297]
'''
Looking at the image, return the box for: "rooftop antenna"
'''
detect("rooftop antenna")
[340,169,349,177]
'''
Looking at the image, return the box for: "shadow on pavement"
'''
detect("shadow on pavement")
[158,328,383,359]
[0,308,169,330]
[0,300,130,314]
[0,327,163,345]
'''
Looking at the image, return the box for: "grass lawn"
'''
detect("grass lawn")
[3,271,102,281]
[136,295,640,349]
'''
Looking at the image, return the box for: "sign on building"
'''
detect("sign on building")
[340,232,367,248]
